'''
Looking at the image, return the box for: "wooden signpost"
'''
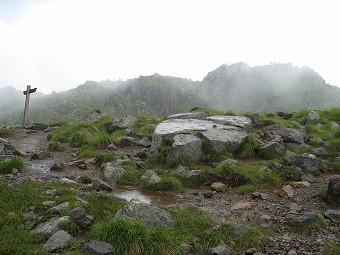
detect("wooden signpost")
[23,85,37,126]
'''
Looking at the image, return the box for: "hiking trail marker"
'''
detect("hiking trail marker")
[23,85,37,126]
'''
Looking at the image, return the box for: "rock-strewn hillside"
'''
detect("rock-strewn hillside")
[1,108,340,254]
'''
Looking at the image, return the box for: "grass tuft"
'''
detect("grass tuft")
[0,157,23,174]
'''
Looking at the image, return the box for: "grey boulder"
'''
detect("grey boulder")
[257,142,285,159]
[207,243,232,255]
[108,115,137,133]
[115,198,174,228]
[43,230,72,252]
[283,154,323,174]
[166,134,202,163]
[201,129,247,152]
[32,216,71,237]
[101,162,126,182]
[207,115,252,130]
[84,240,115,255]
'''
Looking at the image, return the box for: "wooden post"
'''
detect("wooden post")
[23,85,37,126]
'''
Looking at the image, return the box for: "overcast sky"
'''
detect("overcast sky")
[0,0,339,94]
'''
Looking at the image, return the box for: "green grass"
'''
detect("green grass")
[0,128,11,137]
[216,161,282,188]
[236,133,260,158]
[134,114,161,137]
[314,186,328,197]
[323,242,340,255]
[236,185,257,194]
[0,157,23,174]
[147,177,183,191]
[116,160,143,186]
[292,216,327,233]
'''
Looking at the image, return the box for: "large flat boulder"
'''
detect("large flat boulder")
[207,115,252,130]
[166,111,211,120]
[201,129,247,152]
[108,115,137,133]
[32,216,71,238]
[166,134,202,163]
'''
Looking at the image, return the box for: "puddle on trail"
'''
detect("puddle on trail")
[114,187,182,205]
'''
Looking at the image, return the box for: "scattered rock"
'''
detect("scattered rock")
[305,111,320,123]
[60,178,77,184]
[211,182,227,192]
[125,128,137,137]
[46,202,70,215]
[166,111,211,120]
[301,174,316,183]
[323,209,340,223]
[252,113,275,128]
[106,143,117,150]
[43,230,72,252]
[257,142,286,159]
[43,200,57,207]
[330,122,340,129]
[25,123,48,130]
[22,212,37,222]
[201,129,247,153]
[166,134,203,163]
[289,211,320,227]
[32,216,71,237]
[231,202,255,211]
[101,162,126,182]
[78,163,87,170]
[91,178,113,192]
[81,109,102,122]
[115,198,174,228]
[312,147,328,157]
[207,115,253,130]
[31,151,51,159]
[0,138,14,155]
[13,148,27,157]
[207,243,232,255]
[138,137,152,147]
[250,192,264,199]
[68,207,94,229]
[141,169,162,184]
[261,124,308,144]
[325,176,340,206]
[204,190,217,198]
[290,181,310,188]
[84,240,115,255]
[50,161,65,171]
[108,115,138,133]
[279,185,294,199]
[68,160,84,167]
[245,248,258,255]
[283,154,323,174]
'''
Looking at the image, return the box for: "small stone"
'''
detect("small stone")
[46,202,70,215]
[91,178,113,192]
[250,192,263,199]
[43,200,56,207]
[84,240,114,255]
[68,160,84,167]
[85,157,98,165]
[245,247,258,255]
[301,174,316,183]
[78,163,87,170]
[68,207,94,229]
[290,181,310,188]
[13,148,27,157]
[231,202,255,211]
[323,209,340,223]
[203,190,217,198]
[279,185,294,199]
[289,203,302,212]
[60,178,77,184]
[211,182,227,192]
[50,162,65,171]
[207,243,232,255]
[106,143,117,150]
[138,137,152,147]
[22,212,37,221]
[288,249,297,255]
[11,168,18,175]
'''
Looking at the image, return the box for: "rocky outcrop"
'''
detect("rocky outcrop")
[207,115,252,130]
[115,198,174,228]
[91,178,113,192]
[257,142,286,159]
[201,129,247,152]
[108,115,137,133]
[261,124,308,144]
[141,170,161,184]
[166,134,202,163]
[325,176,340,206]
[283,154,323,174]
[101,162,126,182]
[81,109,102,122]
[166,111,211,120]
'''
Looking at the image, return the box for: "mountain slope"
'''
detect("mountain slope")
[0,75,205,125]
[198,63,340,112]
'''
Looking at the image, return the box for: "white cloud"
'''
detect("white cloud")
[0,0,339,94]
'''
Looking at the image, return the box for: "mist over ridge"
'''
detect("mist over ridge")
[1,62,340,126]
